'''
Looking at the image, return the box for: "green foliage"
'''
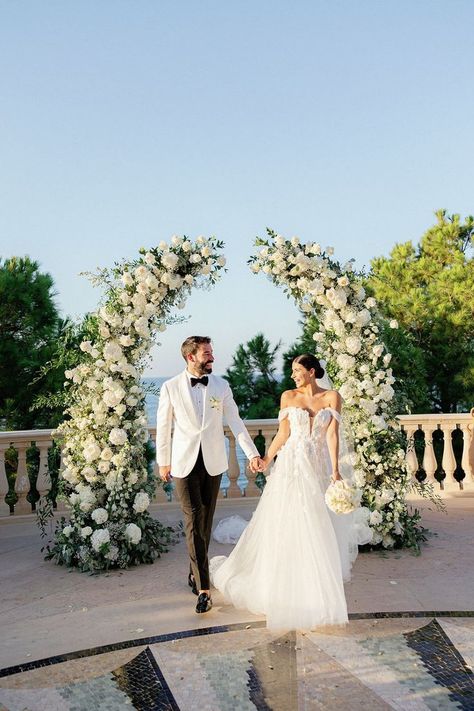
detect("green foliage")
[0,257,61,428]
[30,314,99,425]
[224,333,282,418]
[366,210,474,412]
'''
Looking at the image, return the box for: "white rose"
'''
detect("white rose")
[121,272,134,286]
[383,353,392,366]
[365,297,377,308]
[125,522,142,545]
[98,460,111,473]
[103,342,123,362]
[158,240,167,250]
[217,256,226,267]
[80,340,92,353]
[91,528,110,552]
[369,510,383,526]
[162,253,179,270]
[373,344,384,358]
[171,235,182,246]
[338,276,349,287]
[81,526,93,538]
[325,246,334,255]
[389,319,398,329]
[201,246,211,258]
[100,447,114,461]
[119,335,134,347]
[91,507,108,524]
[62,525,74,538]
[83,441,101,463]
[109,428,128,446]
[182,240,192,252]
[103,385,126,408]
[133,491,151,513]
[144,252,155,264]
[184,274,194,284]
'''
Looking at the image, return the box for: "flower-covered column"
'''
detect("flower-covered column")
[250,229,426,551]
[49,236,226,572]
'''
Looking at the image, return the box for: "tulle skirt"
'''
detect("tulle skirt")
[211,439,354,631]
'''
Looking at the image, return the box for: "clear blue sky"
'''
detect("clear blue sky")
[1,1,473,375]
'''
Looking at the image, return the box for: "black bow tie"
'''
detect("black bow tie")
[190,376,209,387]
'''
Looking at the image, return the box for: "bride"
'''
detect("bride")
[210,354,360,631]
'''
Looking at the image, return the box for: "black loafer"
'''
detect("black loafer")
[188,573,198,596]
[195,592,212,614]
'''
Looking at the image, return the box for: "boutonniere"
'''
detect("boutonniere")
[209,396,222,410]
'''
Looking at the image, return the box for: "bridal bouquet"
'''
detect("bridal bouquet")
[325,479,362,515]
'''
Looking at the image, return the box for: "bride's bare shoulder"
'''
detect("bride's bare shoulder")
[322,389,342,410]
[280,389,299,409]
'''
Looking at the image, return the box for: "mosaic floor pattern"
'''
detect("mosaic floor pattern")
[1,615,473,710]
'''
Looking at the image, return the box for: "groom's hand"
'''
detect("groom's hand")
[159,465,172,483]
[249,456,263,474]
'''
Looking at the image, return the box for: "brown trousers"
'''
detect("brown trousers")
[174,448,222,590]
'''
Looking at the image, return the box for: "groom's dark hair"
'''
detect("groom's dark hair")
[181,336,212,361]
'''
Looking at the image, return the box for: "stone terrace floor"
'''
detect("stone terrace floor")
[0,493,473,710]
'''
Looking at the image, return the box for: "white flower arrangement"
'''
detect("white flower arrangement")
[250,229,427,551]
[50,235,226,572]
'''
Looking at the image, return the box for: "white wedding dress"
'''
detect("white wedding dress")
[210,406,360,631]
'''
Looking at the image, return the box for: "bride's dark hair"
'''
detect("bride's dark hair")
[293,354,325,379]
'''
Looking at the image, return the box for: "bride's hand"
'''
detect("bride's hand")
[332,470,342,482]
[260,456,270,472]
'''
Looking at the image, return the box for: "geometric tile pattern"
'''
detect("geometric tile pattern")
[1,616,474,711]
[405,619,474,711]
[113,647,179,710]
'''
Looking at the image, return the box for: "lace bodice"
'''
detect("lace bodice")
[278,406,340,442]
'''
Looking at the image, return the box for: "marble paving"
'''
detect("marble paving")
[1,615,473,710]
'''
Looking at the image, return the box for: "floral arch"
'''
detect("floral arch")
[250,229,426,551]
[49,236,225,571]
[49,230,426,572]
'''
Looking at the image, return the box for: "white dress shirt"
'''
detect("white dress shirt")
[185,369,206,424]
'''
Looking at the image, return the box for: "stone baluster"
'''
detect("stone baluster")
[55,447,67,512]
[459,424,473,488]
[14,443,32,515]
[36,442,52,506]
[440,424,458,490]
[0,443,11,516]
[403,425,419,480]
[226,433,241,498]
[422,426,439,488]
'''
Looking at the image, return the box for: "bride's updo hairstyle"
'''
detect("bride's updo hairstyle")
[293,354,325,379]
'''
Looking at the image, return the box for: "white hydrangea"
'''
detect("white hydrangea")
[91,528,110,552]
[125,523,142,544]
[91,507,108,524]
[133,492,151,513]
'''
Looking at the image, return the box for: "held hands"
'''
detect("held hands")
[249,456,270,473]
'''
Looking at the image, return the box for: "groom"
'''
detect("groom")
[156,336,263,613]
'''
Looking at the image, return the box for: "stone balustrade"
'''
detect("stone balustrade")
[1,411,473,517]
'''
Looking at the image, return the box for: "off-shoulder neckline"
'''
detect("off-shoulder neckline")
[279,406,339,417]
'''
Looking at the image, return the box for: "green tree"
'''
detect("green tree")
[224,333,282,418]
[366,210,474,412]
[0,257,61,429]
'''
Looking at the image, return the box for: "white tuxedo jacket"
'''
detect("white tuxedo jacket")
[155,370,259,478]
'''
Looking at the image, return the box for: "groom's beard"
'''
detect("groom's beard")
[196,361,213,375]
